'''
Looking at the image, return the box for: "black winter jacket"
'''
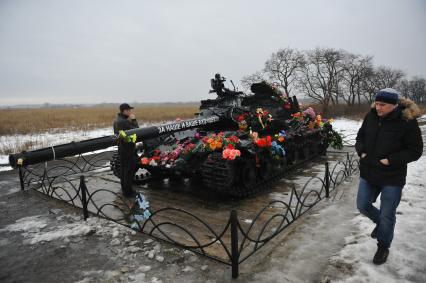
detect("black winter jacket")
[355,98,423,187]
[113,113,139,134]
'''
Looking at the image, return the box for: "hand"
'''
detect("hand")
[361,153,367,158]
[129,113,136,120]
[380,158,390,166]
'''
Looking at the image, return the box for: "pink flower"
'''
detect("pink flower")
[222,148,241,160]
[303,107,316,120]
[222,148,231,159]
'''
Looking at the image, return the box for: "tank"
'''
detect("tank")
[111,74,342,197]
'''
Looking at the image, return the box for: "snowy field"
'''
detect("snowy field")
[0,122,156,171]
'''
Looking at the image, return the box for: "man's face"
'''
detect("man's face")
[375,102,397,117]
[122,109,132,116]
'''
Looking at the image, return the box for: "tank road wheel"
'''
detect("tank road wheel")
[240,161,257,190]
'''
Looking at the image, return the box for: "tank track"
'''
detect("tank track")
[200,131,327,198]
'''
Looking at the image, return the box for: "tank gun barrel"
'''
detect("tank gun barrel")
[8,115,220,168]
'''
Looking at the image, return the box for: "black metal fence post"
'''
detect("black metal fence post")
[79,176,89,220]
[18,167,25,191]
[346,152,351,174]
[325,162,330,198]
[230,210,239,279]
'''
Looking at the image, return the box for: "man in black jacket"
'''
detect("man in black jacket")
[355,88,423,265]
[113,103,139,134]
[114,103,139,197]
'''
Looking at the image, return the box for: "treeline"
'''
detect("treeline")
[241,47,426,112]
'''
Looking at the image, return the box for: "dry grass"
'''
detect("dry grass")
[309,103,372,120]
[418,102,426,116]
[1,101,423,136]
[311,102,426,120]
[0,104,199,135]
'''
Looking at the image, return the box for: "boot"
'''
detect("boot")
[373,246,389,265]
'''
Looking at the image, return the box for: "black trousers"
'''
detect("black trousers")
[118,141,137,196]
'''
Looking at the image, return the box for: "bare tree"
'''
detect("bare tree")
[398,77,426,103]
[362,66,405,103]
[298,47,345,111]
[409,77,426,103]
[240,71,266,92]
[263,47,305,95]
[340,53,373,106]
[398,79,410,98]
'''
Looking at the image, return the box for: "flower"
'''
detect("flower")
[239,121,248,130]
[228,135,239,144]
[141,157,150,165]
[236,113,248,122]
[143,210,152,219]
[315,114,322,127]
[222,148,241,160]
[137,194,150,210]
[255,136,272,148]
[271,141,286,157]
[303,107,316,120]
[284,102,291,110]
[222,148,230,159]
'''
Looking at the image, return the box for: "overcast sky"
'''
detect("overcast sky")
[0,0,425,106]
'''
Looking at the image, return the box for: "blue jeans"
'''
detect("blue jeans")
[356,178,402,249]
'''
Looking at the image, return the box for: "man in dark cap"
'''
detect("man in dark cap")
[113,103,139,197]
[113,103,139,134]
[355,88,423,265]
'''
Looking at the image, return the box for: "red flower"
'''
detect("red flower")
[227,143,234,150]
[237,115,245,122]
[228,135,239,144]
[152,156,161,161]
[255,135,272,148]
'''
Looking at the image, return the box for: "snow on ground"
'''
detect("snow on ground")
[330,118,363,146]
[0,214,94,245]
[322,154,426,283]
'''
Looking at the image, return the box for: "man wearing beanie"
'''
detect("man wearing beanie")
[355,88,423,264]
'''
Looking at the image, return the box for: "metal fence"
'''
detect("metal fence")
[16,149,359,279]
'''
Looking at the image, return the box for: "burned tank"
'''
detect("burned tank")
[111,74,342,197]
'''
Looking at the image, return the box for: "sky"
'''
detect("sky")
[0,0,425,106]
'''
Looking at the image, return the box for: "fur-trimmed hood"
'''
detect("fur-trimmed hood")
[371,97,421,121]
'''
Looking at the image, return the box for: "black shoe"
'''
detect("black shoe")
[373,246,389,265]
[371,226,377,239]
